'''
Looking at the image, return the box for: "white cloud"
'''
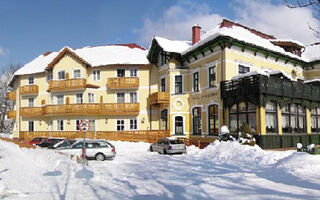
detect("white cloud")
[137,0,320,47]
[0,46,8,56]
[232,0,320,45]
[136,1,223,46]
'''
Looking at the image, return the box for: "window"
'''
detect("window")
[28,77,34,85]
[28,98,34,107]
[92,70,100,81]
[28,121,34,131]
[47,74,53,82]
[193,72,199,92]
[208,105,219,135]
[76,94,83,104]
[175,75,183,94]
[192,107,201,135]
[130,119,137,130]
[175,116,183,135]
[160,109,168,130]
[57,120,64,131]
[117,93,125,103]
[160,51,167,66]
[58,71,65,80]
[265,102,277,133]
[130,68,137,77]
[238,65,250,74]
[76,120,81,131]
[228,102,256,133]
[311,108,320,132]
[88,93,95,103]
[161,78,166,92]
[117,69,125,77]
[208,66,216,88]
[73,69,81,79]
[89,120,95,131]
[56,95,64,105]
[117,120,125,131]
[130,92,137,103]
[282,103,306,133]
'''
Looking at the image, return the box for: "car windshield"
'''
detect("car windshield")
[169,139,184,144]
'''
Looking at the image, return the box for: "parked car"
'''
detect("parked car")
[150,137,187,154]
[36,137,66,148]
[57,139,116,161]
[53,139,78,149]
[26,137,47,145]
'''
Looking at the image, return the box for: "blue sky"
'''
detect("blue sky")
[0,0,318,69]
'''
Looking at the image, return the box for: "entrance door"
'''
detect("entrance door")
[175,116,184,135]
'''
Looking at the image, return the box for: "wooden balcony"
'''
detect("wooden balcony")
[48,79,87,92]
[19,103,139,117]
[7,91,16,101]
[20,107,43,117]
[107,77,139,89]
[7,110,16,119]
[19,85,39,95]
[20,130,170,143]
[148,92,170,106]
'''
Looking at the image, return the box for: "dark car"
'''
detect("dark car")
[36,137,66,148]
[150,137,187,154]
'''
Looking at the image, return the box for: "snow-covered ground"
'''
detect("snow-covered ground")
[0,139,320,200]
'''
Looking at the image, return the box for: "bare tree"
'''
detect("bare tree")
[0,64,20,134]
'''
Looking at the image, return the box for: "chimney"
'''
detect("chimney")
[192,24,201,45]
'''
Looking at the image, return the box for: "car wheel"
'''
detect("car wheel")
[163,149,167,155]
[95,153,105,161]
[149,146,153,152]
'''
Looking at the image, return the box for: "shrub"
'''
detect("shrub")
[219,125,235,142]
[238,122,256,146]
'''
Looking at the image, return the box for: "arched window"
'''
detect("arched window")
[208,105,219,135]
[192,107,201,135]
[175,116,183,135]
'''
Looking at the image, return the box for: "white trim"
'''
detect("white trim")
[173,98,185,111]
[129,68,138,77]
[57,70,66,80]
[191,105,203,135]
[172,74,184,94]
[207,65,217,89]
[128,118,138,130]
[206,102,220,136]
[172,115,186,135]
[117,68,126,77]
[129,91,138,103]
[56,119,64,131]
[116,119,125,131]
[72,68,82,79]
[75,93,84,104]
[191,69,200,93]
[88,92,96,103]
[116,92,125,103]
[28,76,34,85]
[92,69,101,81]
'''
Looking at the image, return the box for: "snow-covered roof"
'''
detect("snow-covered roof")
[270,39,305,48]
[13,44,149,77]
[302,44,320,62]
[231,70,269,80]
[182,25,305,62]
[153,36,191,53]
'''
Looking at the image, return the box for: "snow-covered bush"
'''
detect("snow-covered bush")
[219,125,235,142]
[238,122,256,146]
[297,143,303,151]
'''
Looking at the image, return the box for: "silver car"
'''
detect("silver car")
[58,139,116,161]
[150,137,187,154]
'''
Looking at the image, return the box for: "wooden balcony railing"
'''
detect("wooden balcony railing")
[20,130,170,143]
[20,107,43,117]
[107,77,139,89]
[19,85,39,95]
[7,110,16,119]
[48,79,87,92]
[20,103,139,117]
[7,91,16,101]
[148,92,170,106]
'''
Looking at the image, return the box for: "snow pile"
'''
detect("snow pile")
[231,69,269,80]
[302,44,320,62]
[153,36,191,53]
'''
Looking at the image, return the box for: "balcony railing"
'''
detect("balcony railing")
[107,77,139,89]
[19,85,39,95]
[48,79,87,92]
[221,74,320,108]
[7,110,16,119]
[20,107,43,117]
[148,92,170,106]
[20,103,140,117]
[7,91,16,101]
[20,130,170,143]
